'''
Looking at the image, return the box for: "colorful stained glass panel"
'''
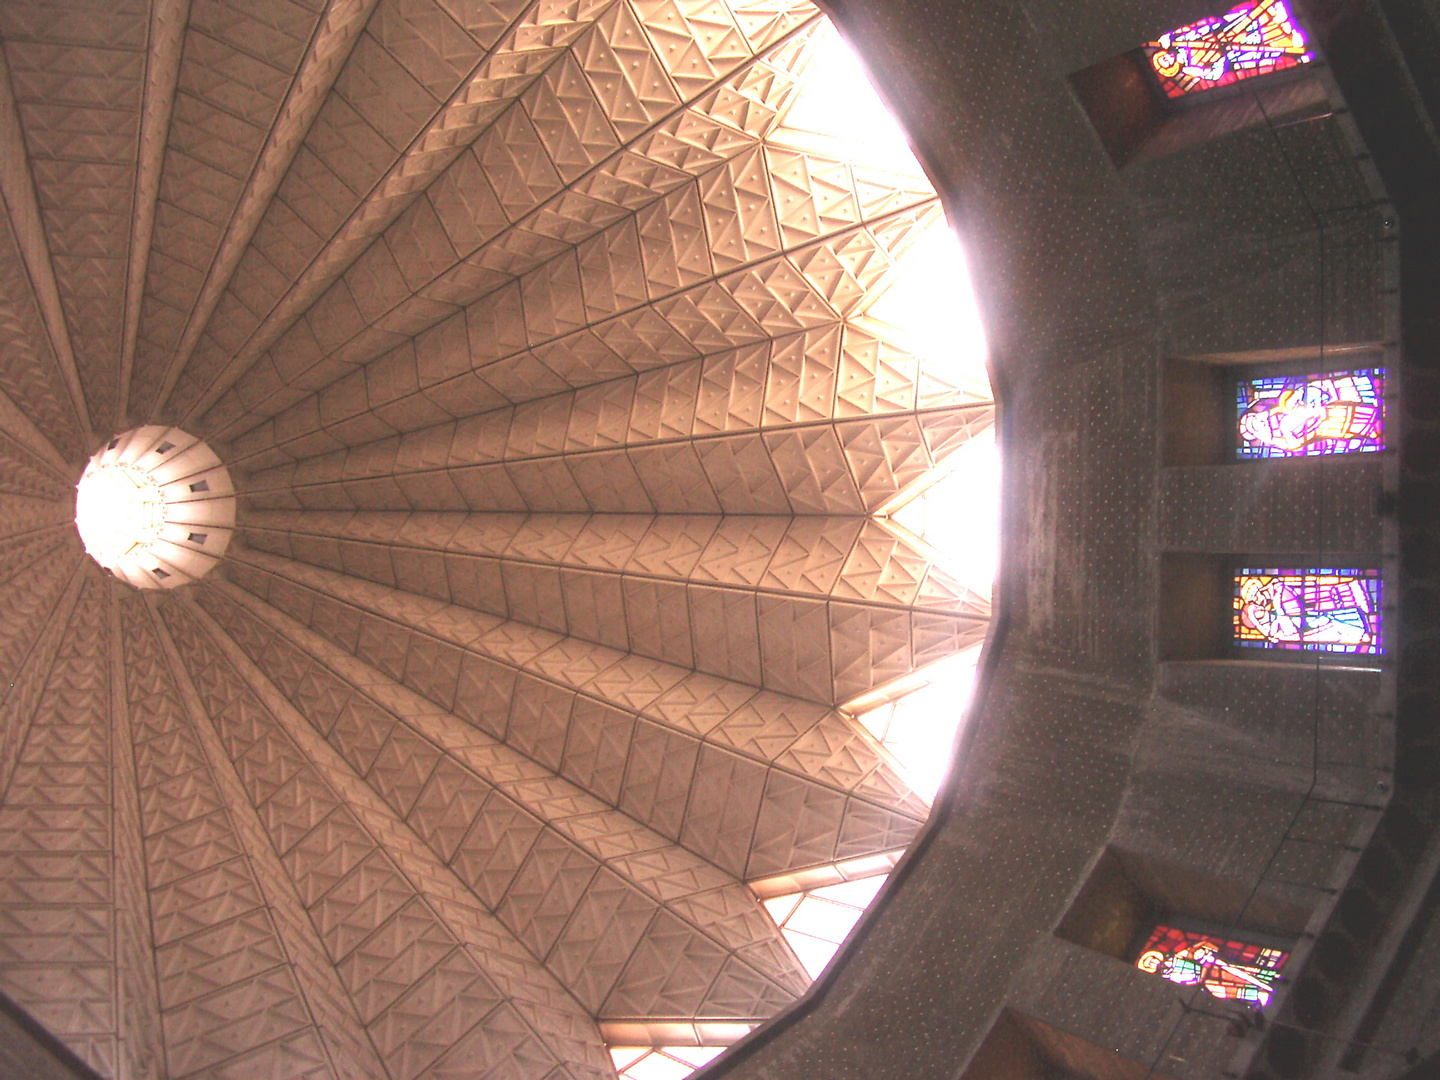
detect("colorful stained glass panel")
[1237,368,1385,458]
[1136,925,1288,1006]
[1234,568,1383,655]
[1148,0,1313,98]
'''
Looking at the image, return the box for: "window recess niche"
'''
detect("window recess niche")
[1069,4,1329,167]
[1159,554,1385,663]
[961,1009,1174,1080]
[1161,350,1388,468]
[1054,848,1303,983]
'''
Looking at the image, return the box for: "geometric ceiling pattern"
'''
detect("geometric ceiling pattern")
[0,0,994,1076]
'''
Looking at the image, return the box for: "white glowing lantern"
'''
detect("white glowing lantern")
[74,426,236,589]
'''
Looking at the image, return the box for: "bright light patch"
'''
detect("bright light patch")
[852,645,983,799]
[773,19,990,397]
[773,25,920,169]
[865,224,990,396]
[762,874,889,978]
[750,12,998,984]
[75,464,166,564]
[610,1046,726,1080]
[776,18,998,821]
[890,429,1000,598]
[73,426,235,589]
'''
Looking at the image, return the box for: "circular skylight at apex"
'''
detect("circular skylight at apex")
[75,426,236,590]
[75,464,166,562]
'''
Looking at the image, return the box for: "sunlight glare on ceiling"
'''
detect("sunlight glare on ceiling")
[773,24,922,169]
[890,429,1001,599]
[866,223,991,400]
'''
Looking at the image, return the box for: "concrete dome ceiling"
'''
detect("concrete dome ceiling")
[0,1,996,1077]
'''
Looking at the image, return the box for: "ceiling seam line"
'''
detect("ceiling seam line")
[158,0,565,421]
[216,192,942,443]
[176,588,609,1055]
[0,44,94,449]
[145,0,385,420]
[220,559,930,824]
[146,592,401,1080]
[180,5,832,426]
[103,587,167,1078]
[241,398,991,475]
[117,0,190,430]
[0,386,74,475]
[0,555,88,807]
[236,525,990,621]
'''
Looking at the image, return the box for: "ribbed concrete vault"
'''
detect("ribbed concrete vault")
[0,1,995,1077]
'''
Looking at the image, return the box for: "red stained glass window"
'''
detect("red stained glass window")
[1148,0,1313,97]
[1136,925,1288,1006]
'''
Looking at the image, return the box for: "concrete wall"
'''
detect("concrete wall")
[700,0,1434,1077]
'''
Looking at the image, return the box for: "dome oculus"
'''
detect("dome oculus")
[74,426,236,589]
[75,463,167,558]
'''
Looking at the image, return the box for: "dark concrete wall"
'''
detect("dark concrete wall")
[700,0,1428,1077]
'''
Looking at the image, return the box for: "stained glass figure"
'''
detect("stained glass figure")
[1234,569,1383,655]
[1148,0,1313,98]
[1237,368,1385,458]
[1136,925,1288,1006]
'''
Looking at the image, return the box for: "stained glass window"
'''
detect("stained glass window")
[1237,368,1385,458]
[1136,925,1288,1006]
[1234,568,1383,655]
[1148,0,1313,98]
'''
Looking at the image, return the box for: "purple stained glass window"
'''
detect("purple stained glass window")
[1234,568,1383,655]
[1237,368,1385,458]
[1137,925,1288,1006]
[1148,0,1314,98]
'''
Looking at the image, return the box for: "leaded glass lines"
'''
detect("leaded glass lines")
[1148,0,1313,98]
[1136,925,1288,1006]
[1234,568,1383,655]
[1237,368,1385,459]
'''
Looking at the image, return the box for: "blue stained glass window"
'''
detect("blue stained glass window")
[1237,368,1385,459]
[1148,0,1313,98]
[1234,568,1383,655]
